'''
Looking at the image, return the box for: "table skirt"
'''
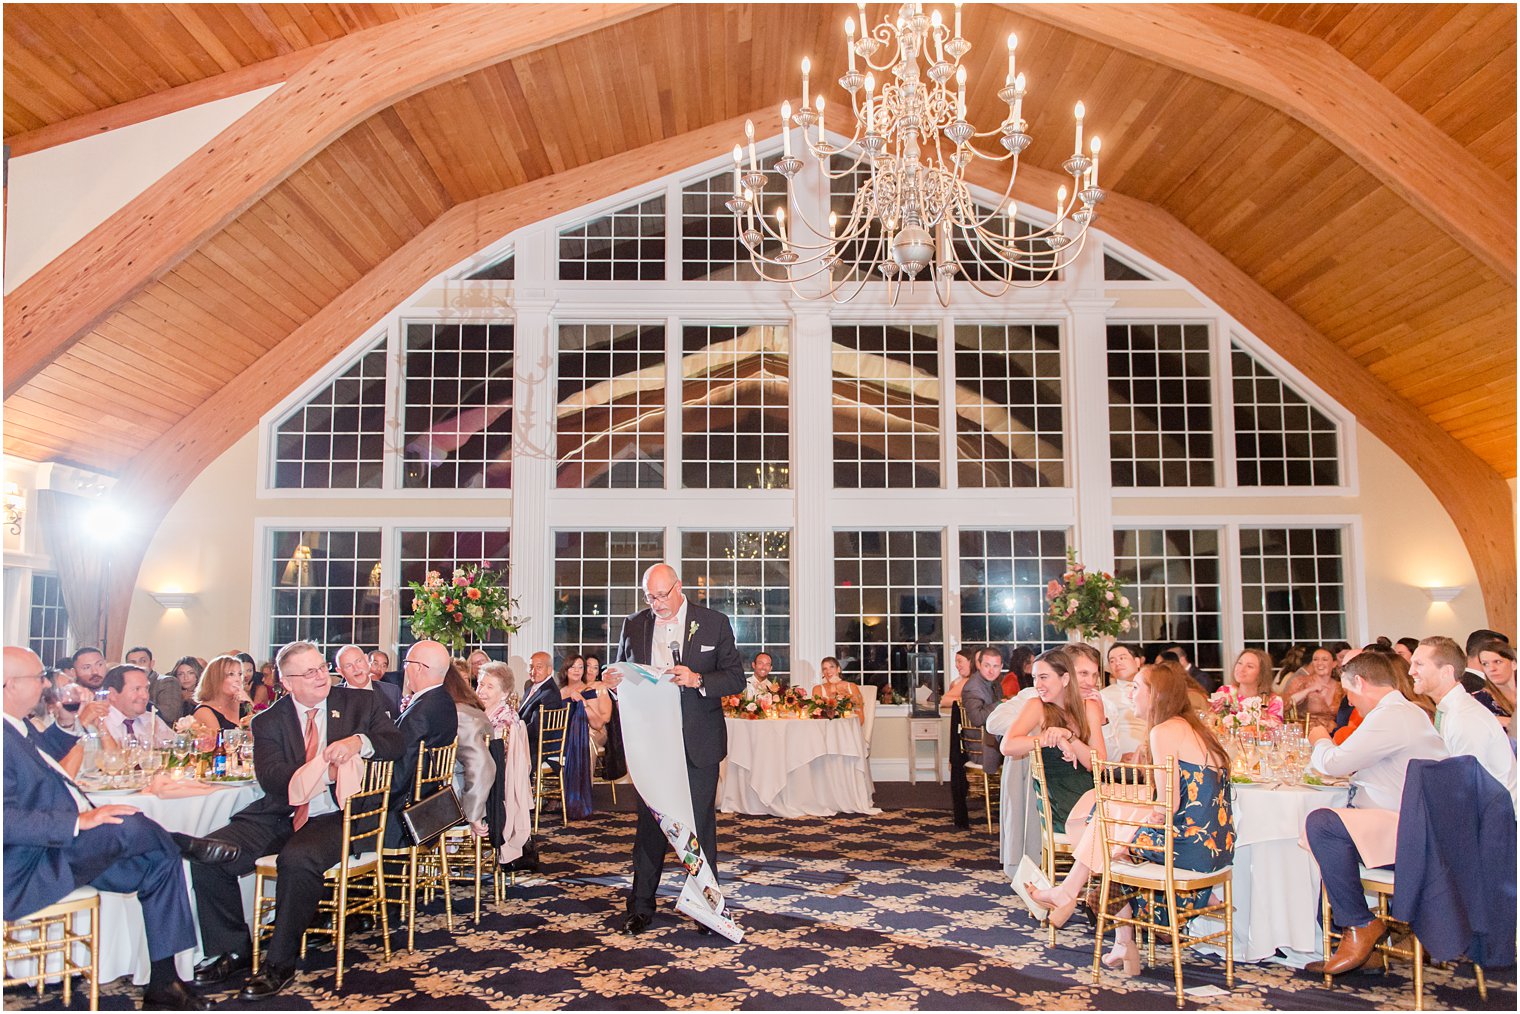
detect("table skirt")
[719,718,878,817]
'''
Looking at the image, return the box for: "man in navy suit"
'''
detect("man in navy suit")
[602,563,746,936]
[383,640,460,848]
[3,646,208,1010]
[336,643,403,715]
[185,640,405,1000]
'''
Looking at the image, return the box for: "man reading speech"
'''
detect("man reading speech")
[603,563,745,935]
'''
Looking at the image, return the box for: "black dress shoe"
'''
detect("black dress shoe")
[620,911,652,936]
[694,923,712,936]
[141,980,208,1011]
[192,951,250,986]
[239,964,297,1001]
[174,833,242,866]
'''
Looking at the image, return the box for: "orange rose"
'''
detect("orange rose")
[467,587,481,600]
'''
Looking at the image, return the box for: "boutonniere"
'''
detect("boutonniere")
[330,709,340,719]
[688,620,699,641]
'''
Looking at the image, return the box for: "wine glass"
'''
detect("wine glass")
[140,743,163,780]
[97,743,127,788]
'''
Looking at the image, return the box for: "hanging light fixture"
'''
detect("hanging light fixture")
[727,1,1106,305]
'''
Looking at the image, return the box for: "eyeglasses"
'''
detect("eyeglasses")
[283,666,332,682]
[4,671,46,686]
[403,658,433,671]
[644,582,679,603]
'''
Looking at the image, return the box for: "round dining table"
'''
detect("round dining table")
[718,717,879,817]
[79,780,262,984]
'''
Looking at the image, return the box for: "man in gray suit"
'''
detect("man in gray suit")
[960,646,1007,771]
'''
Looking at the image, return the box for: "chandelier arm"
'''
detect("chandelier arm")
[931,268,954,308]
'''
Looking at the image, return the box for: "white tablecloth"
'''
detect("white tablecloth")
[719,718,878,817]
[1195,782,1350,963]
[91,782,262,984]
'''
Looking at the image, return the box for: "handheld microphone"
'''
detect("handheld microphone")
[669,641,682,667]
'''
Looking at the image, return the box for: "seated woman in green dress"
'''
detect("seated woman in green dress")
[1000,648,1108,834]
[1025,660,1235,975]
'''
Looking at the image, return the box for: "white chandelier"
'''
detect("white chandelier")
[728,1,1106,305]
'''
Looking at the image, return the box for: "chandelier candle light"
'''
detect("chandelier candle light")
[727,1,1106,305]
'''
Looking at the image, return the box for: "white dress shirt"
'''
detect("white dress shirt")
[649,598,691,672]
[1099,681,1146,757]
[1310,690,1447,811]
[1435,684,1517,802]
[291,699,375,819]
[987,687,1039,738]
[103,705,174,747]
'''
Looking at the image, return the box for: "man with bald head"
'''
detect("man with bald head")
[4,647,208,1009]
[603,562,745,936]
[336,643,402,715]
[381,639,459,848]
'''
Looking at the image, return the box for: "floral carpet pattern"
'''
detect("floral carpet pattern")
[7,805,1511,1011]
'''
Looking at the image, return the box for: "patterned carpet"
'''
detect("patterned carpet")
[7,792,1512,1011]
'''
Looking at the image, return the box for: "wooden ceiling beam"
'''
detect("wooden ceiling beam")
[3,42,334,156]
[1004,2,1517,284]
[3,2,663,400]
[973,158,1514,631]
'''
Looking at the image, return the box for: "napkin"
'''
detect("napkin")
[144,773,220,798]
[289,753,363,809]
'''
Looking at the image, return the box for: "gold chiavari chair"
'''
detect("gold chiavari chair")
[2,887,100,1011]
[1318,869,1488,1010]
[441,734,491,923]
[382,741,459,951]
[1089,756,1234,1008]
[1028,744,1076,946]
[533,706,571,834]
[954,703,999,833]
[252,760,394,991]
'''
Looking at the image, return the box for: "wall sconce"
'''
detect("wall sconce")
[3,482,24,535]
[1424,585,1464,603]
[150,591,198,610]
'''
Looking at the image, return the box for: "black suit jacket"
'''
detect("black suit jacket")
[385,685,459,847]
[614,601,746,768]
[239,687,405,826]
[515,676,567,762]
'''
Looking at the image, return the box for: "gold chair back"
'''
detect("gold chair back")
[538,705,571,763]
[954,703,986,765]
[416,741,459,802]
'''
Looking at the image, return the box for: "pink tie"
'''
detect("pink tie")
[292,707,320,830]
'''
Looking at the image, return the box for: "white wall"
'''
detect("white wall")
[4,86,278,292]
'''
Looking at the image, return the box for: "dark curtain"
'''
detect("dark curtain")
[37,490,104,650]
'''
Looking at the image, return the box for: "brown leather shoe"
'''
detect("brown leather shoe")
[1306,918,1386,976]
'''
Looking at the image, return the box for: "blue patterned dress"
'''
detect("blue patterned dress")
[1127,759,1234,927]
[562,693,595,820]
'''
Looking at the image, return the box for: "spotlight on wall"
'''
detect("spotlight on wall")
[1424,585,1464,603]
[150,591,198,610]
[2,482,24,535]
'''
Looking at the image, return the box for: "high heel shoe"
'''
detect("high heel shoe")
[1028,884,1078,929]
[1102,940,1141,976]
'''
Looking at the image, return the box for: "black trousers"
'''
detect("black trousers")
[627,761,721,918]
[189,811,343,968]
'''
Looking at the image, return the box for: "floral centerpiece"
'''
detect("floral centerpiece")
[1045,547,1134,640]
[723,687,778,719]
[408,563,525,656]
[1208,685,1285,734]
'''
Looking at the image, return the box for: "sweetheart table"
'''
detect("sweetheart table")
[718,718,878,817]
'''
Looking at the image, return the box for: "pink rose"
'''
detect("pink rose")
[1046,579,1062,600]
[454,575,469,587]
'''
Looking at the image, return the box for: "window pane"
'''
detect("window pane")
[681,153,784,280]
[557,323,666,489]
[954,323,1064,487]
[682,530,791,679]
[28,572,70,668]
[681,325,790,489]
[273,337,387,489]
[267,529,382,660]
[396,530,511,659]
[1231,342,1340,486]
[553,530,665,667]
[958,529,1068,653]
[1113,528,1224,674]
[465,252,515,280]
[832,323,941,488]
[834,529,943,703]
[558,195,666,281]
[403,322,514,489]
[1108,322,1215,487]
[1239,527,1347,660]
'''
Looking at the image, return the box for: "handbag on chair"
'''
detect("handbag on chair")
[400,785,465,847]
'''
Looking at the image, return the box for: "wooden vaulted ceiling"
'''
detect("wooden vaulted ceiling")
[1,2,1515,633]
